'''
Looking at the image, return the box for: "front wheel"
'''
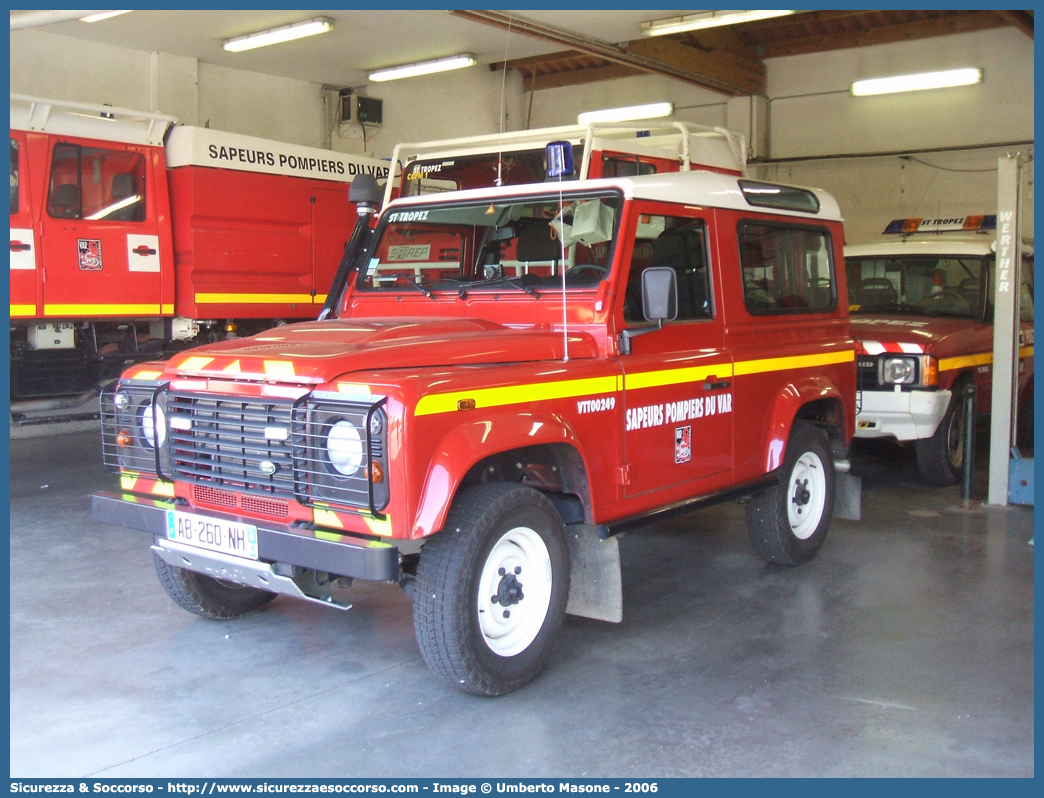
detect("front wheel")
[412,483,569,696]
[915,389,964,486]
[746,422,835,565]
[153,553,277,620]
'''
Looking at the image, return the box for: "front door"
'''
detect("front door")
[618,202,734,498]
[39,137,165,319]
[9,132,39,319]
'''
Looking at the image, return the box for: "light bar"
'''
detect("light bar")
[852,68,983,97]
[223,17,334,53]
[577,102,674,125]
[369,54,477,83]
[79,11,132,23]
[641,10,795,36]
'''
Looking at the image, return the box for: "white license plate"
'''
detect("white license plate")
[165,510,258,560]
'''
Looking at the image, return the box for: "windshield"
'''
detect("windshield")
[400,147,585,196]
[358,192,621,294]
[846,255,987,319]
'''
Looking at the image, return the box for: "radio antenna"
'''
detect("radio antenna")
[558,174,568,361]
[495,14,513,187]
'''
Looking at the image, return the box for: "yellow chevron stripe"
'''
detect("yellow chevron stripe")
[263,360,296,378]
[414,350,856,417]
[44,303,160,316]
[10,304,36,317]
[195,293,314,304]
[176,356,215,372]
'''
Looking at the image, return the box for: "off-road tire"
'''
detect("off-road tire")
[153,553,277,620]
[746,421,835,566]
[412,483,569,696]
[915,388,965,486]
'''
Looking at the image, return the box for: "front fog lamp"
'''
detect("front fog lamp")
[327,420,364,476]
[882,357,916,385]
[140,402,166,449]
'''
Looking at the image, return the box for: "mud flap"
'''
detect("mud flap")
[833,471,862,521]
[565,524,622,623]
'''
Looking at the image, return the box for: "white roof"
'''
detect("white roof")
[383,170,842,222]
[165,126,393,184]
[10,93,174,147]
[846,236,1033,258]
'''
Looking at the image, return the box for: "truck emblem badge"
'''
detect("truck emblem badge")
[674,426,692,464]
[77,239,103,270]
[258,460,278,476]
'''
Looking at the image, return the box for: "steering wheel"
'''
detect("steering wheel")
[565,264,608,282]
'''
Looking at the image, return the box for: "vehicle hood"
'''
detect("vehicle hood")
[163,318,597,384]
[850,314,982,355]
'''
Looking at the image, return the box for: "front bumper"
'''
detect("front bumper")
[92,491,401,584]
[855,389,951,442]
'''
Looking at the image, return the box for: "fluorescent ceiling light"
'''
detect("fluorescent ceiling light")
[641,10,795,36]
[369,54,477,82]
[577,102,674,125]
[223,17,333,53]
[79,11,132,23]
[851,68,983,96]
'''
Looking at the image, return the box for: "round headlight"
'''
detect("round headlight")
[327,420,364,476]
[883,357,915,385]
[141,402,166,449]
[114,392,130,410]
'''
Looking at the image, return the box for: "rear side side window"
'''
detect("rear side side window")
[47,142,147,222]
[601,156,657,178]
[738,222,836,314]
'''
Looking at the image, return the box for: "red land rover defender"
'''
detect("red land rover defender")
[846,216,1034,485]
[94,166,856,695]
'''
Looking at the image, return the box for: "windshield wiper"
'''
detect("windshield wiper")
[389,273,435,300]
[458,275,540,299]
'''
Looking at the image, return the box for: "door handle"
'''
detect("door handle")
[10,241,31,252]
[132,245,157,256]
[703,380,730,391]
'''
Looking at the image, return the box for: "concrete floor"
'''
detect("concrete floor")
[9,429,1034,777]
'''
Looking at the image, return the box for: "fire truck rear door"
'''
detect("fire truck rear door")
[619,202,733,498]
[39,138,165,319]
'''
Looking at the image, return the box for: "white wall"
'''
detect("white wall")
[757,28,1034,243]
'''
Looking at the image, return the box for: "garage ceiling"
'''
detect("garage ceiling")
[13,9,1035,96]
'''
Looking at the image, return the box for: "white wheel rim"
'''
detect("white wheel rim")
[787,450,826,540]
[477,526,553,657]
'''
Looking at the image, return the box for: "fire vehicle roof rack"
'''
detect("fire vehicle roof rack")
[10,93,177,147]
[383,120,747,208]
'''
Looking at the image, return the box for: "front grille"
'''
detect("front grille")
[167,393,297,498]
[163,390,388,516]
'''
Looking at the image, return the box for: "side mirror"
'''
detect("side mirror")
[642,266,678,322]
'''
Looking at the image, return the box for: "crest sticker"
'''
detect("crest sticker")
[78,239,103,271]
[675,426,692,464]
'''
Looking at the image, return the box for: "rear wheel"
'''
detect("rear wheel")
[915,389,964,486]
[153,553,277,620]
[746,422,835,565]
[412,483,569,696]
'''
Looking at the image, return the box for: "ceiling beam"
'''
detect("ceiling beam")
[519,64,646,92]
[625,37,764,95]
[757,11,1010,59]
[450,10,758,95]
[996,10,1034,39]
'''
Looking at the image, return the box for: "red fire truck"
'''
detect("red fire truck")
[846,216,1034,484]
[9,94,389,407]
[387,120,746,205]
[93,160,857,695]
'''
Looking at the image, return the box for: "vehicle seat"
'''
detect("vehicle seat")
[854,277,898,309]
[108,173,144,221]
[49,183,80,218]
